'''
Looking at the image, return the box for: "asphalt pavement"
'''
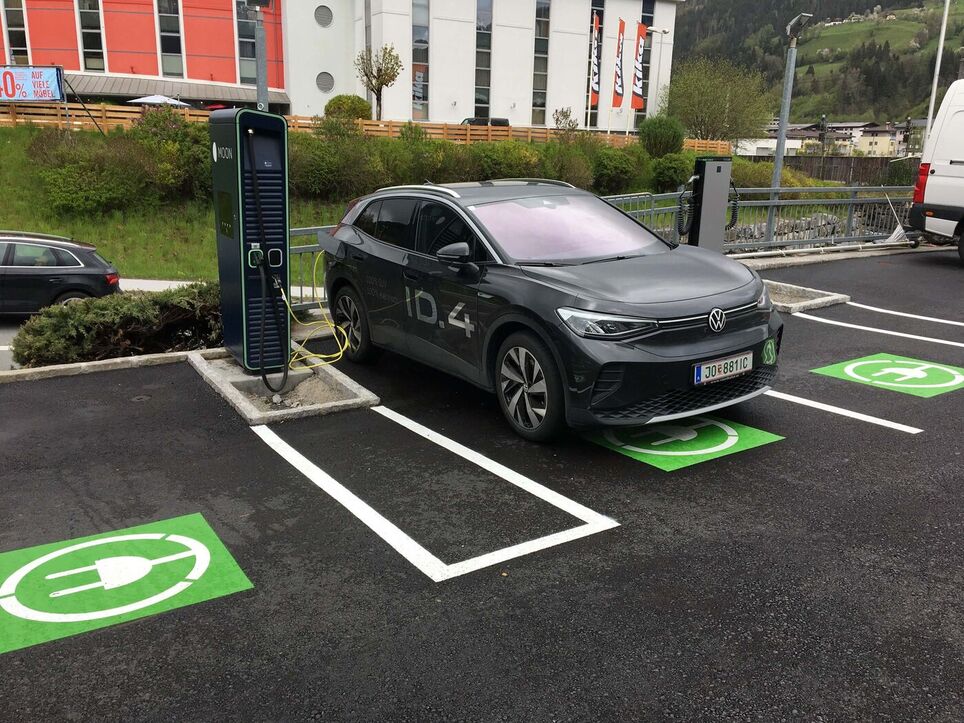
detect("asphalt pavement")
[0,251,962,720]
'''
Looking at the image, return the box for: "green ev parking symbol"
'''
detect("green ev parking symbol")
[812,353,964,398]
[589,416,783,471]
[0,514,252,655]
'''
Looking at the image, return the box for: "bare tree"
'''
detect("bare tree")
[354,44,404,121]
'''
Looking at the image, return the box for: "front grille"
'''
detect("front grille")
[656,301,759,332]
[594,366,776,422]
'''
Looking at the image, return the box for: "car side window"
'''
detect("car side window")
[375,198,419,250]
[415,202,489,260]
[0,243,9,266]
[51,248,81,266]
[12,244,59,267]
[354,200,380,237]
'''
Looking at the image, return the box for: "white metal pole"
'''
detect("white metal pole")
[925,0,952,141]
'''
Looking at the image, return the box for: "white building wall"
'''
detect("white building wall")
[489,0,535,126]
[284,0,680,128]
[428,0,475,123]
[545,0,589,128]
[282,0,356,117]
[647,0,676,115]
[371,0,413,121]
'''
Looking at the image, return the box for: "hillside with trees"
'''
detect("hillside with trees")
[675,0,964,121]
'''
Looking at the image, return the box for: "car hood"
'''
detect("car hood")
[519,245,757,307]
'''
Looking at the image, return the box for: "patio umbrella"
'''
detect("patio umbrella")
[127,95,191,107]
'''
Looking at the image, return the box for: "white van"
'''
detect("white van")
[910,79,964,263]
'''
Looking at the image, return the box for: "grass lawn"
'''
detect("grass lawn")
[0,126,345,281]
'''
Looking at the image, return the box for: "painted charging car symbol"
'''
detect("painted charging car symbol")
[845,359,964,389]
[604,417,741,457]
[0,533,210,624]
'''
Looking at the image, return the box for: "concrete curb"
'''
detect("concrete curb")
[188,350,379,425]
[763,280,850,314]
[0,348,228,384]
[743,245,953,271]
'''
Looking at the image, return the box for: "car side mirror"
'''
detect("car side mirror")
[436,242,472,266]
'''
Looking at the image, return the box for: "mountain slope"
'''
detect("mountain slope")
[674,0,964,121]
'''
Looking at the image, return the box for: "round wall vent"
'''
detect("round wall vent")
[316,72,335,93]
[314,5,333,27]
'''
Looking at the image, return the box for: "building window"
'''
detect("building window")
[157,0,183,78]
[474,0,492,119]
[2,0,29,66]
[78,0,105,72]
[584,0,603,127]
[412,0,429,120]
[236,1,256,85]
[635,0,656,124]
[531,0,550,125]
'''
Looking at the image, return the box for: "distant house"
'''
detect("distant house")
[857,123,899,157]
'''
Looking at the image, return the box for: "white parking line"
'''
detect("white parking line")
[0,346,10,352]
[764,390,924,435]
[846,302,964,328]
[253,408,618,582]
[796,312,964,349]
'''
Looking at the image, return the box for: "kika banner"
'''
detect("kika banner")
[631,23,648,111]
[590,12,601,108]
[612,18,626,108]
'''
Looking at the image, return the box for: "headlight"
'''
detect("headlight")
[757,285,771,309]
[557,308,658,339]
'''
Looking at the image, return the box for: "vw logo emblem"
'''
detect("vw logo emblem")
[708,308,727,333]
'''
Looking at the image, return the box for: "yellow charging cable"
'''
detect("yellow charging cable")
[279,251,351,369]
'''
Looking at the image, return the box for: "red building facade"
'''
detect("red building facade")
[1,0,286,105]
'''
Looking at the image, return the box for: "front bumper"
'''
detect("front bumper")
[556,311,783,428]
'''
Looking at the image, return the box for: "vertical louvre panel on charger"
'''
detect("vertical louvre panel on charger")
[243,166,287,369]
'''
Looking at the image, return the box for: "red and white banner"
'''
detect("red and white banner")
[630,23,648,111]
[590,12,601,108]
[612,18,626,108]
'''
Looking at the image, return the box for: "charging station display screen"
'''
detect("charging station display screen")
[217,192,235,239]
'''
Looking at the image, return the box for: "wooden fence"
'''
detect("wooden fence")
[0,102,732,154]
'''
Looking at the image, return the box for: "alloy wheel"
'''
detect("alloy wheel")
[335,294,361,352]
[500,346,548,430]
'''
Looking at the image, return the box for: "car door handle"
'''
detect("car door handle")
[47,277,63,283]
[402,270,420,282]
[349,251,365,261]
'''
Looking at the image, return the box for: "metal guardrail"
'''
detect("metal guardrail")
[607,185,915,251]
[288,185,916,310]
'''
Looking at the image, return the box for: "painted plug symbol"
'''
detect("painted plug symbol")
[45,551,195,598]
[650,425,699,446]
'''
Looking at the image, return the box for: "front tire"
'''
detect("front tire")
[332,286,377,363]
[495,331,565,442]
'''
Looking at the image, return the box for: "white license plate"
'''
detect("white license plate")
[694,351,753,386]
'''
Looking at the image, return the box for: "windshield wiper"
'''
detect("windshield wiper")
[518,261,571,267]
[582,254,639,265]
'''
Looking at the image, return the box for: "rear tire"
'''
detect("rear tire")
[332,286,377,363]
[495,331,566,442]
[55,291,90,306]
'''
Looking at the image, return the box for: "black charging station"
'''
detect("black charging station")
[210,108,290,388]
[681,156,738,253]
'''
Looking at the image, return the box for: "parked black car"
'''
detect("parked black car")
[323,181,783,441]
[0,232,120,313]
[460,117,510,126]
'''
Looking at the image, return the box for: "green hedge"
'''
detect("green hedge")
[29,107,212,214]
[12,282,222,368]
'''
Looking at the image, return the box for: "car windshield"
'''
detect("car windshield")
[470,194,668,264]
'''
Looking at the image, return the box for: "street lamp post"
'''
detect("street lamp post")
[247,0,272,112]
[924,0,952,142]
[649,28,671,115]
[767,13,812,245]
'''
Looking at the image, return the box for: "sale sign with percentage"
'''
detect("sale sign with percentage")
[0,66,65,103]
